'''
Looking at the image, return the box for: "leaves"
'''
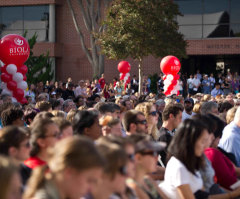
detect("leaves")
[97,0,187,60]
[24,32,53,84]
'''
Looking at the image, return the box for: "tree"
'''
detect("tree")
[98,0,187,94]
[24,33,54,84]
[67,0,112,78]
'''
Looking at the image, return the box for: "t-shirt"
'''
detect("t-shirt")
[159,156,203,199]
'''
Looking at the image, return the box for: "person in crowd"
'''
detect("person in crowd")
[122,110,148,135]
[24,118,61,169]
[192,74,201,94]
[135,102,159,141]
[0,155,22,199]
[187,74,194,95]
[24,136,104,199]
[100,116,122,136]
[1,107,24,127]
[202,74,211,94]
[51,110,65,118]
[62,99,76,113]
[35,101,52,112]
[0,126,31,187]
[211,83,224,97]
[128,134,168,199]
[74,80,87,98]
[81,137,129,199]
[231,77,239,94]
[99,73,106,89]
[52,117,73,139]
[209,73,216,91]
[131,74,139,94]
[219,106,240,167]
[226,106,237,124]
[24,108,38,126]
[182,98,195,121]
[51,99,63,110]
[98,102,121,119]
[73,110,102,140]
[120,98,133,111]
[66,109,78,123]
[158,103,183,165]
[26,84,36,103]
[115,82,123,98]
[201,101,219,115]
[74,95,85,108]
[218,101,233,122]
[155,99,165,129]
[62,83,75,100]
[193,102,201,114]
[159,118,240,199]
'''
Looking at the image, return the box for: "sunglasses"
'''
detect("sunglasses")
[140,151,158,157]
[149,111,158,116]
[135,120,147,125]
[118,165,128,176]
[127,153,135,162]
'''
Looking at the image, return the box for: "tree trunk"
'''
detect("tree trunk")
[138,58,143,95]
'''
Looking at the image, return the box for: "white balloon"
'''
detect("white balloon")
[171,89,178,95]
[13,72,23,83]
[2,88,13,96]
[163,85,169,91]
[17,81,28,90]
[164,79,171,86]
[6,64,17,75]
[166,74,174,81]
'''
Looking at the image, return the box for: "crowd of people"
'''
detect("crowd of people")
[2,71,240,199]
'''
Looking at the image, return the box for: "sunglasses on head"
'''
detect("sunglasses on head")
[140,151,158,157]
[149,111,157,116]
[118,165,128,176]
[135,120,147,125]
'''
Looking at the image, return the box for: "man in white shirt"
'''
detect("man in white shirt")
[192,74,201,94]
[187,75,194,95]
[182,98,195,121]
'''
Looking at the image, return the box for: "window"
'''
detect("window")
[0,5,49,41]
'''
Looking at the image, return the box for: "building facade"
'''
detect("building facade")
[0,0,240,83]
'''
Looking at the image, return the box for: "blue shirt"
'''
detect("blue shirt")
[218,121,240,167]
[211,88,223,97]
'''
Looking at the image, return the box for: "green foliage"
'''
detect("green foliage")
[24,32,53,84]
[149,73,158,94]
[98,0,187,60]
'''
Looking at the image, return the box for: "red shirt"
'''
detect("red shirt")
[205,148,237,190]
[24,156,46,169]
[99,78,105,89]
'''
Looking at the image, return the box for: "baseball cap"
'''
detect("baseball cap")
[135,139,166,153]
[184,98,194,105]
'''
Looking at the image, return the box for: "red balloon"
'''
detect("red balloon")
[23,75,27,81]
[118,61,131,74]
[174,74,180,80]
[160,55,181,75]
[172,80,177,86]
[0,34,30,66]
[7,81,17,91]
[120,73,125,80]
[20,97,28,105]
[13,88,24,101]
[18,65,28,74]
[0,65,7,73]
[163,75,167,80]
[1,73,11,83]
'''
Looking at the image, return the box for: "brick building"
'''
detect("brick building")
[0,0,240,83]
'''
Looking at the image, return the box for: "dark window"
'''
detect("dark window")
[0,5,49,41]
[230,0,240,23]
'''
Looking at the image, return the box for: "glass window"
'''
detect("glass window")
[0,5,49,42]
[203,0,229,24]
[203,24,230,38]
[179,25,203,39]
[230,0,240,23]
[230,24,240,37]
[1,7,23,30]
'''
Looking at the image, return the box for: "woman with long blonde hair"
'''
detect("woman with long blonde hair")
[135,102,159,140]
